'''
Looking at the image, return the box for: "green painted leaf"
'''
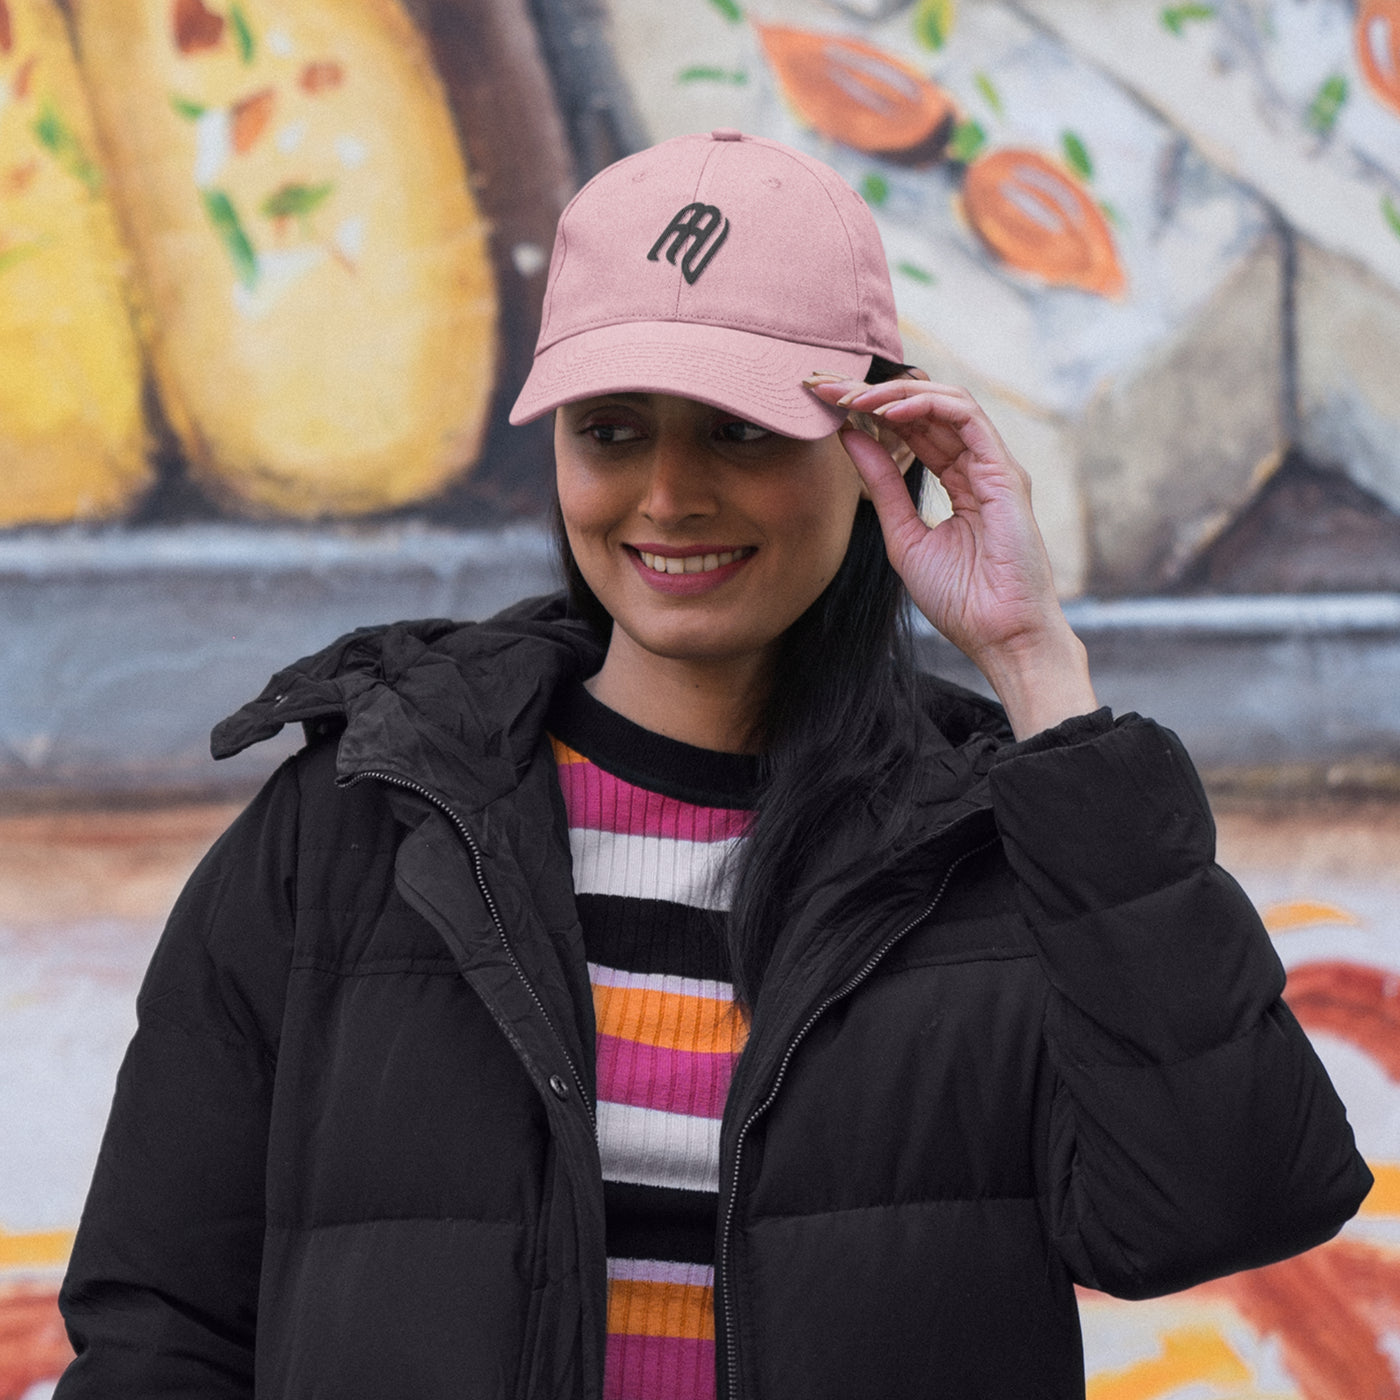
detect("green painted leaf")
[1383,194,1400,242]
[31,101,101,193]
[707,0,743,23]
[261,181,335,221]
[914,0,955,51]
[948,119,986,164]
[973,70,1004,117]
[677,66,747,85]
[897,260,935,285]
[861,172,890,206]
[201,188,259,289]
[170,94,207,121]
[1098,199,1123,229]
[1161,4,1215,37]
[1306,73,1348,136]
[229,1,256,63]
[0,240,45,277]
[1061,130,1093,181]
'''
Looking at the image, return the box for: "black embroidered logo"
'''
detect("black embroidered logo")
[648,203,730,284]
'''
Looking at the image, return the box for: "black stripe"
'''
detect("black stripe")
[605,1180,717,1266]
[580,895,734,984]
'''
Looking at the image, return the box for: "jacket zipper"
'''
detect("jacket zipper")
[718,831,999,1400]
[345,768,597,1134]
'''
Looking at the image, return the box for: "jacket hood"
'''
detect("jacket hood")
[212,590,1011,818]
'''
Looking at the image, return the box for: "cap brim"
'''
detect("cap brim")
[508,320,873,440]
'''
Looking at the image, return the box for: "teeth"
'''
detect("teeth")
[639,549,749,575]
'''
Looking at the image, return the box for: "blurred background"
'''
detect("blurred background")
[2,0,1398,1394]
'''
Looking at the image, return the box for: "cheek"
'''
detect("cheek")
[786,473,863,584]
[555,457,612,548]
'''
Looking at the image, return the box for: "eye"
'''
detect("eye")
[715,418,770,444]
[582,421,643,445]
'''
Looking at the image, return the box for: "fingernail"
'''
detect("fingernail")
[836,391,863,407]
[806,370,846,381]
[872,404,891,416]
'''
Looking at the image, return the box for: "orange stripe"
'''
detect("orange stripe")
[608,1278,716,1341]
[0,1226,74,1270]
[551,736,589,765]
[1360,1161,1400,1215]
[593,981,747,1055]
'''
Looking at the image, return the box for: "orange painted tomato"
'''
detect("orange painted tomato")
[960,148,1125,298]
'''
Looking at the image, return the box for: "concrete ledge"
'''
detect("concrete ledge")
[2,526,1396,794]
[915,593,1400,768]
[0,525,561,795]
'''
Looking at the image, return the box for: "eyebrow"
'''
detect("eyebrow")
[575,393,652,407]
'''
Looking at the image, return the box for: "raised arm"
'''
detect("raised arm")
[806,372,1097,738]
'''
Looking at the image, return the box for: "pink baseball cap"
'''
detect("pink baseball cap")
[509,129,904,440]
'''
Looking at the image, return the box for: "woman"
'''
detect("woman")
[56,131,1369,1400]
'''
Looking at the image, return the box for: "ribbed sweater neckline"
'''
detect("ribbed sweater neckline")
[546,678,761,809]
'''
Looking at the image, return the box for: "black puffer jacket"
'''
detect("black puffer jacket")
[56,594,1371,1400]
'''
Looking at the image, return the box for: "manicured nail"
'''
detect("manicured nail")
[806,370,846,381]
[836,390,864,407]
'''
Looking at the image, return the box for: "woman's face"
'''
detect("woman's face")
[554,393,865,683]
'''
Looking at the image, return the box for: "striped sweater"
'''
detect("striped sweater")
[547,682,757,1400]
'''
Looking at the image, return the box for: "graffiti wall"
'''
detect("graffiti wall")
[2,0,1399,1395]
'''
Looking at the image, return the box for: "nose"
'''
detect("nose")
[639,436,716,526]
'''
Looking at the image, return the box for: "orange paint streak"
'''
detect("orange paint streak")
[300,60,345,95]
[1263,900,1362,933]
[1200,1239,1400,1400]
[0,1284,72,1400]
[13,54,36,100]
[2,159,39,195]
[1357,0,1400,118]
[1286,960,1400,1081]
[1086,1325,1249,1400]
[231,88,276,155]
[1361,1162,1400,1216]
[0,1226,74,1270]
[961,149,1125,297]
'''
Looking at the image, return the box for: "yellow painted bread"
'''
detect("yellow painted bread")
[72,0,499,517]
[0,0,150,527]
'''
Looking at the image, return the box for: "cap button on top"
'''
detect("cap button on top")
[710,128,744,141]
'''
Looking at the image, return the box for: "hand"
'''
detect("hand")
[805,372,1098,738]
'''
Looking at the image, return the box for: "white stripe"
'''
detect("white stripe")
[569,829,741,912]
[597,1100,721,1194]
[588,963,733,1005]
[608,1258,715,1288]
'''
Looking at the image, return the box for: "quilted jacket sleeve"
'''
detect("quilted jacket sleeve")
[987,711,1373,1300]
[54,756,301,1398]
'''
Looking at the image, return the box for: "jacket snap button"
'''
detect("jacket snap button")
[548,1074,569,1100]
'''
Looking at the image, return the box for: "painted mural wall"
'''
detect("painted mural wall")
[3,0,1400,1397]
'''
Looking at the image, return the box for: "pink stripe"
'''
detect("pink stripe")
[557,760,751,840]
[596,1034,735,1119]
[605,1335,716,1400]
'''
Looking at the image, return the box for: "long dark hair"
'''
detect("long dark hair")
[554,356,925,1008]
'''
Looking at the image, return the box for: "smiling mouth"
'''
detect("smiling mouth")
[635,547,756,576]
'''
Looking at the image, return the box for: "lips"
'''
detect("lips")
[625,544,757,595]
[636,546,755,576]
